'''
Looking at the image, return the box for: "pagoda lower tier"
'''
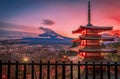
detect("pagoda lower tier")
[80,48,117,53]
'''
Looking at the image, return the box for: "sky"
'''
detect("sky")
[0,0,120,38]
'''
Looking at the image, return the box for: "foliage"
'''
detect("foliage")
[105,53,120,62]
[71,42,80,48]
[104,42,120,62]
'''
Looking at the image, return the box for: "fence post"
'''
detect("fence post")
[23,63,26,79]
[107,62,110,79]
[8,61,10,79]
[93,62,95,79]
[78,61,81,79]
[0,61,2,79]
[55,61,58,79]
[32,61,34,79]
[70,61,73,79]
[62,61,65,79]
[39,61,42,79]
[115,62,118,79]
[100,62,103,79]
[85,62,88,79]
[16,61,18,79]
[47,61,50,79]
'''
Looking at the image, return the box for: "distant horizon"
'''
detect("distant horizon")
[0,0,120,38]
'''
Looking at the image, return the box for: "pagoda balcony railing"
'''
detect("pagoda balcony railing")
[81,45,100,46]
[85,34,101,36]
[80,35,101,37]
[81,43,100,46]
[87,44,100,46]
[0,61,120,79]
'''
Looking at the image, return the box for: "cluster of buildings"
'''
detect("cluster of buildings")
[0,44,70,62]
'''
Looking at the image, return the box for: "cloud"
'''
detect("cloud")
[0,22,40,33]
[42,19,55,25]
[0,22,20,30]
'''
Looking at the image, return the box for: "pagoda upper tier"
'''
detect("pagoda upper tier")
[73,25,112,34]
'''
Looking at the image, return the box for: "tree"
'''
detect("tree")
[71,42,80,48]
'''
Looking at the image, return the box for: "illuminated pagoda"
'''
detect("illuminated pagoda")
[70,0,117,62]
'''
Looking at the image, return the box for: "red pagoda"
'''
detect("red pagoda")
[70,0,117,62]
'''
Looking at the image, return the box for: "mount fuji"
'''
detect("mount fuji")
[0,27,72,44]
[21,27,72,44]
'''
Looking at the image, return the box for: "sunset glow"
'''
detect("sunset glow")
[0,0,120,38]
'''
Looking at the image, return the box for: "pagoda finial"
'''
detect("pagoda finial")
[87,0,92,26]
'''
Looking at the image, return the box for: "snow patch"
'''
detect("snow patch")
[39,36,51,38]
[57,36,64,39]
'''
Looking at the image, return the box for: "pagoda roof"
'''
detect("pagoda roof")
[72,38,81,42]
[80,36,114,41]
[80,48,117,53]
[81,26,113,30]
[70,47,80,52]
[70,47,117,53]
[72,27,82,33]
[72,26,112,33]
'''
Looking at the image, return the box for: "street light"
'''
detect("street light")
[100,40,103,43]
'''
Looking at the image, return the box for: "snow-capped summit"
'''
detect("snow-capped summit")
[39,27,67,39]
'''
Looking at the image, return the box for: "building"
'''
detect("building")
[70,0,117,62]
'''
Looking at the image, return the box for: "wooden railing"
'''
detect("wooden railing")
[0,61,120,79]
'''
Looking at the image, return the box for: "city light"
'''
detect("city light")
[100,40,103,43]
[63,55,67,58]
[82,52,86,56]
[23,57,29,62]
